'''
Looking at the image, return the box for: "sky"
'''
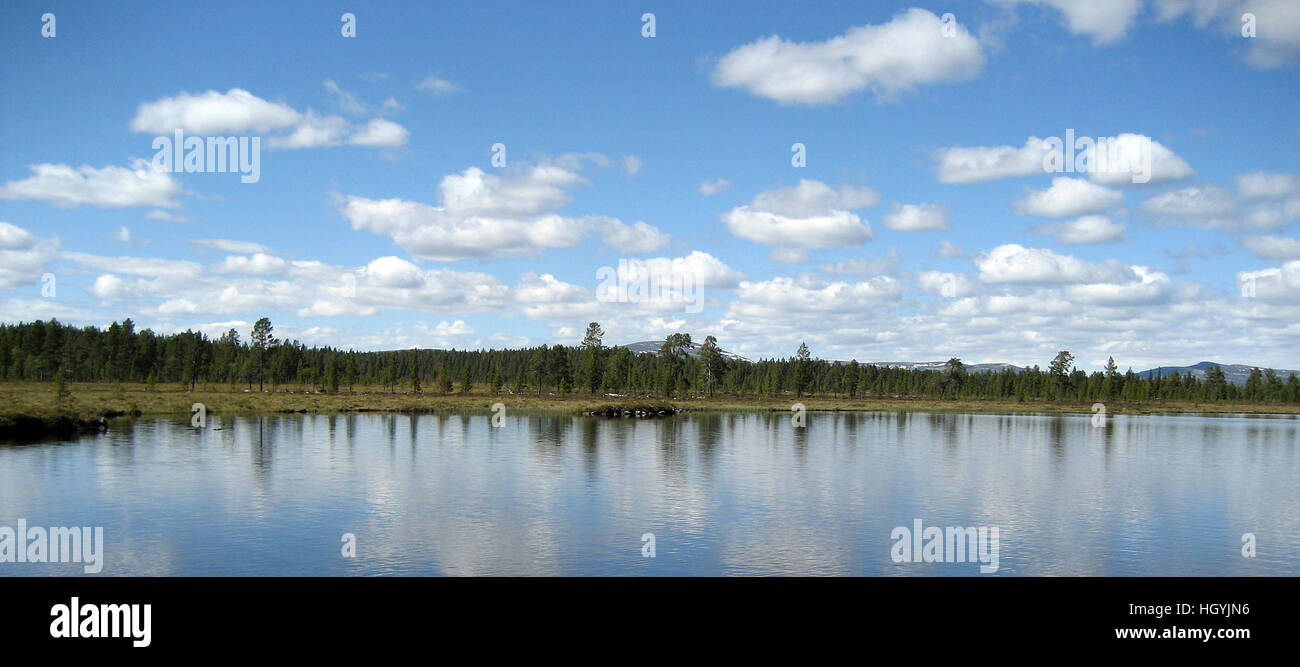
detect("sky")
[1,0,1298,371]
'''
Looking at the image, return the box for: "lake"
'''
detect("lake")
[1,411,1296,576]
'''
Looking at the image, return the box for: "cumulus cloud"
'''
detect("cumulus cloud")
[513,273,600,320]
[350,118,410,147]
[132,88,409,152]
[710,8,985,105]
[0,160,181,209]
[64,252,202,279]
[931,239,966,258]
[1237,260,1300,302]
[1015,177,1123,217]
[1136,185,1284,229]
[973,244,1134,284]
[130,88,301,135]
[0,222,58,290]
[918,271,978,297]
[211,253,289,276]
[596,219,669,253]
[1034,215,1126,245]
[1155,0,1300,68]
[721,179,878,249]
[882,203,949,231]
[934,133,1192,184]
[267,111,348,149]
[731,275,903,317]
[1237,171,1300,199]
[1063,266,1175,306]
[145,209,190,223]
[1241,235,1300,261]
[819,250,901,276]
[626,251,746,289]
[698,178,731,196]
[998,0,1144,45]
[339,159,668,260]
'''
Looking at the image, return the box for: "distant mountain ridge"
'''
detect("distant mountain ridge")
[848,360,1023,374]
[1136,361,1300,387]
[620,342,1294,387]
[620,340,751,363]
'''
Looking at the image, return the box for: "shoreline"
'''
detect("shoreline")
[3,381,1299,440]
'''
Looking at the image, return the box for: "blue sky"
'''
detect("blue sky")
[1,0,1298,370]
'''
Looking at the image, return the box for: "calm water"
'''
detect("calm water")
[1,411,1297,576]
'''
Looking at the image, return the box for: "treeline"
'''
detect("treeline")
[2,318,1298,404]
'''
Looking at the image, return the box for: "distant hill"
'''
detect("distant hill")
[853,360,1023,374]
[1137,361,1300,386]
[620,340,751,363]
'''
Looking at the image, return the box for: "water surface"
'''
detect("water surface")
[1,411,1296,576]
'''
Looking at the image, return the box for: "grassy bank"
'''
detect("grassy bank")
[2,380,1298,437]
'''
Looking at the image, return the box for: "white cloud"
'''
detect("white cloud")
[698,178,731,196]
[1155,0,1300,68]
[513,273,599,320]
[722,179,878,250]
[211,253,289,276]
[324,79,401,116]
[339,160,667,261]
[974,244,1134,284]
[64,252,202,279]
[1237,171,1300,199]
[130,88,301,134]
[711,8,985,105]
[0,222,58,290]
[882,203,948,231]
[116,226,132,243]
[1086,133,1195,185]
[633,251,746,289]
[934,137,1046,184]
[1015,177,1122,217]
[350,118,410,147]
[415,75,462,95]
[1237,260,1300,302]
[999,0,1143,45]
[934,133,1192,185]
[1034,215,1126,245]
[0,160,181,209]
[932,239,966,258]
[819,250,901,276]
[770,247,811,264]
[731,275,903,317]
[133,88,406,153]
[1063,266,1175,306]
[268,111,348,149]
[190,239,271,255]
[145,209,190,223]
[1140,185,1238,223]
[918,271,978,297]
[596,219,669,253]
[1241,235,1300,261]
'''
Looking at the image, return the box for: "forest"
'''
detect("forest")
[2,318,1298,405]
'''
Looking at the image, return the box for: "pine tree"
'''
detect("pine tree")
[250,318,274,391]
[489,363,503,395]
